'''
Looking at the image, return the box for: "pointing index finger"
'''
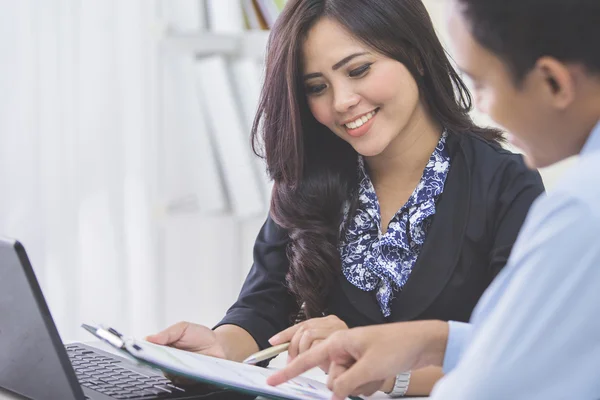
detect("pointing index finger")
[266,344,331,386]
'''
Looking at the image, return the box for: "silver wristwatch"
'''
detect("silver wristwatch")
[387,372,411,397]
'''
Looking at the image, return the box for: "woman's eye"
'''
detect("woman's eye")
[306,84,327,95]
[349,63,372,77]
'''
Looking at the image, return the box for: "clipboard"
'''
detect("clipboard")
[81,324,347,400]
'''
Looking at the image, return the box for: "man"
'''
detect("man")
[267,0,600,398]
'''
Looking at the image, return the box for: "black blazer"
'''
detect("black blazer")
[217,132,545,351]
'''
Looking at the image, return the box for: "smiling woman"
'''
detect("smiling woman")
[148,0,545,397]
[254,0,511,322]
[301,19,423,155]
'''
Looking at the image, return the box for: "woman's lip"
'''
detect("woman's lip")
[344,110,378,138]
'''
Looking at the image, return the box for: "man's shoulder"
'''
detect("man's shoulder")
[551,152,600,218]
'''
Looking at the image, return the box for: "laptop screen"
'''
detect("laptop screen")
[0,238,84,400]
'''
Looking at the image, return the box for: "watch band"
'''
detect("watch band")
[387,371,411,397]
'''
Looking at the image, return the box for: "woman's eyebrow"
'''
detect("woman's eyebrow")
[303,52,369,81]
[331,52,369,70]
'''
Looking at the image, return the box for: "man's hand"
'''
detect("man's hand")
[267,320,449,400]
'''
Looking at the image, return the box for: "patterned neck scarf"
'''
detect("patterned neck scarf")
[339,131,451,317]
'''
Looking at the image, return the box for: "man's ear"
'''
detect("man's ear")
[534,56,576,109]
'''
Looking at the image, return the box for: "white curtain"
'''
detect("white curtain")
[0,0,271,343]
[0,0,161,341]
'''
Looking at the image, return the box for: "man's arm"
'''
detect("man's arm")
[386,321,471,396]
[431,197,600,399]
[442,321,472,373]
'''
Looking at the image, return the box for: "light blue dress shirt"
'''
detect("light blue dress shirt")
[432,120,600,399]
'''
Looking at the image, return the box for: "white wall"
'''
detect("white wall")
[161,213,267,329]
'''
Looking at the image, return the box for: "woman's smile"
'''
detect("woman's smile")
[342,108,380,138]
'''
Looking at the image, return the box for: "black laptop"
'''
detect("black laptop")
[0,237,251,400]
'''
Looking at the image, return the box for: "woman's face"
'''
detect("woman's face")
[301,18,423,157]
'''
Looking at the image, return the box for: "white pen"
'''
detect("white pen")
[243,343,290,365]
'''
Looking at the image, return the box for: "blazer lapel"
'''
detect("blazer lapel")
[337,273,386,325]
[388,133,471,322]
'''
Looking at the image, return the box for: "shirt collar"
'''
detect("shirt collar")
[581,119,600,156]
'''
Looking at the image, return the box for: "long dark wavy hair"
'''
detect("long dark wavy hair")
[251,0,503,319]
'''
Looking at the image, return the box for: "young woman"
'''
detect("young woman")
[148,0,544,395]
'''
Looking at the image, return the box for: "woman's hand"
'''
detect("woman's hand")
[146,321,232,386]
[146,321,227,359]
[269,315,348,370]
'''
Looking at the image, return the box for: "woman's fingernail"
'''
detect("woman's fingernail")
[269,335,280,344]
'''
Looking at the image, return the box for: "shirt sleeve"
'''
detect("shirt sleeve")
[442,321,472,373]
[214,215,299,351]
[431,194,600,399]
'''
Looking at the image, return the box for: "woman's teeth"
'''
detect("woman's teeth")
[345,110,377,129]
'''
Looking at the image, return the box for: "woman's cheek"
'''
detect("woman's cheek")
[308,98,334,128]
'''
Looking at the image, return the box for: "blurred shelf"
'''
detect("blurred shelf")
[160,31,270,59]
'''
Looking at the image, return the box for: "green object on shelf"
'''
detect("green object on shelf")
[274,0,286,11]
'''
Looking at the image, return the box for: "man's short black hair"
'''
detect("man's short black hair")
[457,0,600,83]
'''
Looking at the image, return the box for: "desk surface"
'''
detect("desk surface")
[0,388,424,400]
[0,342,429,400]
[0,388,427,400]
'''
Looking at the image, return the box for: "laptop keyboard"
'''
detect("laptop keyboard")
[65,343,188,399]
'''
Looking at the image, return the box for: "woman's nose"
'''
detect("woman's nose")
[333,88,360,114]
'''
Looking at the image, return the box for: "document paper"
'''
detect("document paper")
[124,340,344,400]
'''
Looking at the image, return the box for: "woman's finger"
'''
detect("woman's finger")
[269,322,304,346]
[287,325,306,360]
[298,328,329,355]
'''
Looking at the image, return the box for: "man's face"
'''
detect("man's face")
[445,0,588,168]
